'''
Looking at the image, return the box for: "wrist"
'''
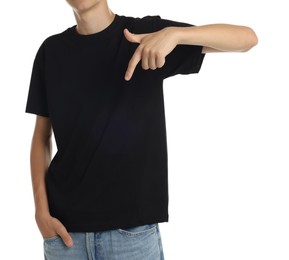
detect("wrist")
[162,26,183,46]
[174,26,199,45]
[35,209,51,220]
[175,26,185,45]
[167,26,188,45]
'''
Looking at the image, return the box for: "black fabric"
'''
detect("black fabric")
[25,14,205,232]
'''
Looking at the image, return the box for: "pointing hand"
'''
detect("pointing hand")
[123,27,179,81]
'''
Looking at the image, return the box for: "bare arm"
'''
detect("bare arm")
[30,115,73,247]
[175,24,258,53]
[123,23,258,80]
[30,115,52,216]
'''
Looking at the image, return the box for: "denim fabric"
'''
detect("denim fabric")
[44,223,165,260]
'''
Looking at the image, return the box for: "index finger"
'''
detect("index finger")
[125,46,142,81]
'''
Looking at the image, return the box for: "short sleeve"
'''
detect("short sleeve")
[25,41,49,117]
[153,16,206,79]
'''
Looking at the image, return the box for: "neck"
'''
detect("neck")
[73,1,115,35]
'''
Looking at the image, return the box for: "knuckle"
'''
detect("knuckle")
[149,49,156,55]
[63,234,70,241]
[142,47,150,55]
[56,226,66,234]
[156,51,164,59]
[128,63,135,71]
[156,55,165,66]
[53,222,62,230]
[127,64,133,71]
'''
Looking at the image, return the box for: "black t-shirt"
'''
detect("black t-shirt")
[25,14,205,232]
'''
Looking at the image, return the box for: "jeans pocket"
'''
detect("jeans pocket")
[117,223,157,237]
[43,235,61,243]
[113,224,161,259]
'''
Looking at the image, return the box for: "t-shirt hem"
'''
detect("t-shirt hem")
[64,215,169,232]
[25,108,49,118]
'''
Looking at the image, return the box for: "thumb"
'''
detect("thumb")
[54,220,74,247]
[123,28,144,43]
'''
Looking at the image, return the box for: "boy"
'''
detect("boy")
[25,0,258,259]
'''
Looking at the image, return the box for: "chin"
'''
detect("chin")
[66,0,103,12]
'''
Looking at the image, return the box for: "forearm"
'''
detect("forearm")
[30,133,52,216]
[174,24,258,52]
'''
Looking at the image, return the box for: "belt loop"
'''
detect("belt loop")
[86,232,95,260]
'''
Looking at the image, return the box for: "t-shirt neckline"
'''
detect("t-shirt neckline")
[70,14,120,40]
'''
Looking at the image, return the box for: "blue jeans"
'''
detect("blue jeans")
[44,223,165,260]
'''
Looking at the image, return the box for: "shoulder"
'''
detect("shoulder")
[120,14,193,33]
[37,26,73,52]
[120,14,162,33]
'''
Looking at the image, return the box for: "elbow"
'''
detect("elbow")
[241,27,258,52]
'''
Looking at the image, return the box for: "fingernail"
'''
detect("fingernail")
[67,240,74,247]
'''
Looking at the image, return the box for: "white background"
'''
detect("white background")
[0,0,288,259]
